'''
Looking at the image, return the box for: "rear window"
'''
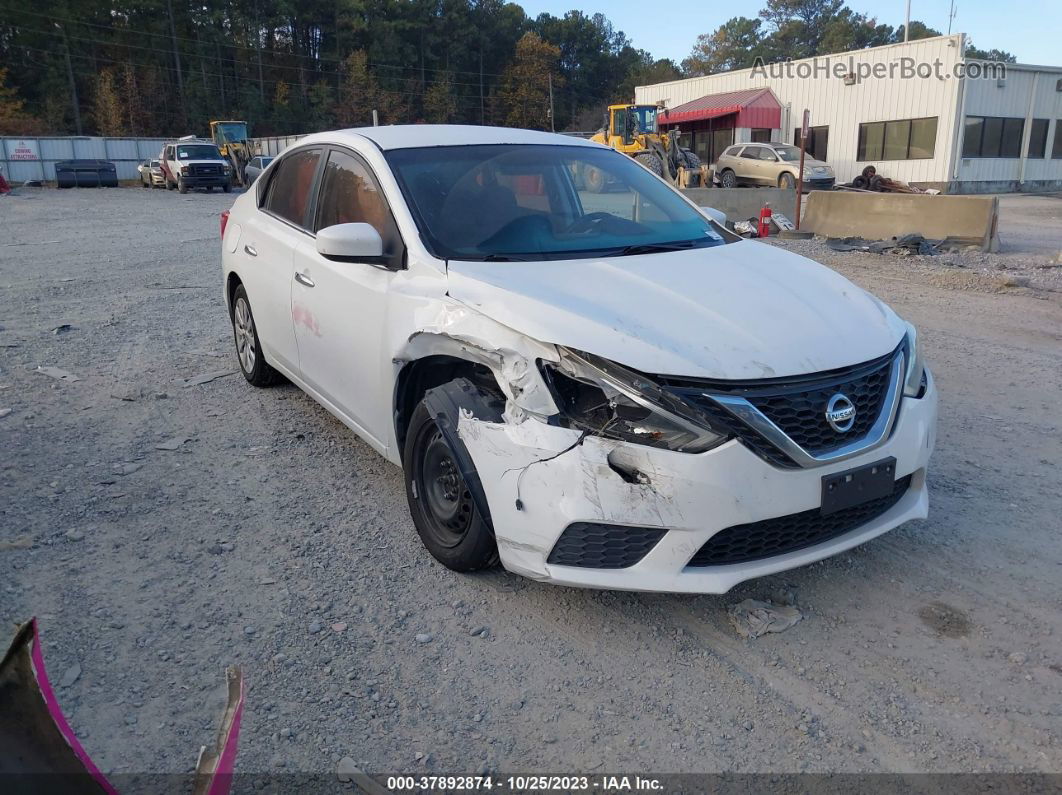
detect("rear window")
[264,149,321,228]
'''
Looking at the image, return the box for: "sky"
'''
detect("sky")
[516,0,1061,67]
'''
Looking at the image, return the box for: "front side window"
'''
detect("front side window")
[631,107,657,134]
[176,144,223,160]
[315,149,401,261]
[386,144,726,262]
[263,148,321,228]
[858,117,937,160]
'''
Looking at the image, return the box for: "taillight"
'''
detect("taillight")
[220,210,230,238]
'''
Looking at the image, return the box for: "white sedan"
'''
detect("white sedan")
[219,125,936,593]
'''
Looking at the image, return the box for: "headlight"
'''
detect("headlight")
[541,348,728,453]
[180,166,190,174]
[902,323,926,397]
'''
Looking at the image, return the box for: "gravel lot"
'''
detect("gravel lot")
[1,186,1061,779]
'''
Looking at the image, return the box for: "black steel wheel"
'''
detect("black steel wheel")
[404,398,499,571]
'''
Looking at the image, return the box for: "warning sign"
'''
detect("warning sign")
[9,140,40,161]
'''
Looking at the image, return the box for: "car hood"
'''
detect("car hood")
[446,242,905,379]
[802,158,832,170]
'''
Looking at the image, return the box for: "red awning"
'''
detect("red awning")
[658,87,781,129]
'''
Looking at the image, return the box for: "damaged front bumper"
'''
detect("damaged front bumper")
[458,377,937,594]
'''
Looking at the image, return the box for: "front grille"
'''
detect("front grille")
[191,164,222,175]
[746,360,892,455]
[687,475,911,567]
[659,348,898,465]
[547,522,667,569]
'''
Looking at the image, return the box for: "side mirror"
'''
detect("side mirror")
[699,206,727,225]
[316,223,384,262]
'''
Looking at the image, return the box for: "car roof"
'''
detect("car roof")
[297,125,601,152]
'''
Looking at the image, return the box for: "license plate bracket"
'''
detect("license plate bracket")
[821,457,897,515]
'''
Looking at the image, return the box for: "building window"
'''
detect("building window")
[1028,119,1049,159]
[794,125,829,161]
[962,116,1025,158]
[1054,121,1062,159]
[857,117,937,161]
[751,128,772,143]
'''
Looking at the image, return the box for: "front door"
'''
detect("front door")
[292,147,403,442]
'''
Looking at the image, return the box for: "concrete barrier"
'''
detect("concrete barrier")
[800,191,1000,252]
[681,187,797,226]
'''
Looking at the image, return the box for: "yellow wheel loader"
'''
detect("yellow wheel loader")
[585,104,704,191]
[210,120,253,188]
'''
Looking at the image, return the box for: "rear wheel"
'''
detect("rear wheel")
[404,399,498,572]
[231,285,282,387]
[634,153,664,177]
[720,169,737,188]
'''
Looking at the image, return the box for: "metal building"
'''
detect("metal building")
[634,34,1062,193]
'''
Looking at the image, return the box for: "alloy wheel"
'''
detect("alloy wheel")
[233,297,256,373]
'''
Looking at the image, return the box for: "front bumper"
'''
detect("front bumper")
[459,375,936,593]
[801,177,835,191]
[180,173,230,187]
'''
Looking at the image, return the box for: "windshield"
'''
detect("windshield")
[177,145,223,160]
[631,106,657,134]
[214,122,247,143]
[774,145,802,162]
[385,144,726,262]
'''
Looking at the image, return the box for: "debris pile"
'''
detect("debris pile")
[841,165,940,195]
[826,234,982,256]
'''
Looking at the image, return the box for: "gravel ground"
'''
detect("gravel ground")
[1,186,1061,779]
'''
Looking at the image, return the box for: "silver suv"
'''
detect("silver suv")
[714,143,835,191]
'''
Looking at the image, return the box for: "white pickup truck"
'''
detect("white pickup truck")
[160,136,233,194]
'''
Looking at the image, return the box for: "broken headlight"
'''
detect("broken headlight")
[541,348,729,454]
[902,323,926,397]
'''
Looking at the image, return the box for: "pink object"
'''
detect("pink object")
[27,618,119,793]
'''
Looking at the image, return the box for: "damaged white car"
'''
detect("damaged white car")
[219,125,937,594]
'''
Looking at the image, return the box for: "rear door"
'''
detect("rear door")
[238,146,324,373]
[291,146,405,441]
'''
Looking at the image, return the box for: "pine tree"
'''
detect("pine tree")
[497,33,563,130]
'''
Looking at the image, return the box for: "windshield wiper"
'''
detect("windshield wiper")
[617,241,696,256]
[479,253,528,262]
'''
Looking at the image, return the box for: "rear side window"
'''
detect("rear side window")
[315,149,402,260]
[264,149,322,228]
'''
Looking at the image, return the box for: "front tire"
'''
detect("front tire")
[223,181,233,194]
[779,172,796,190]
[178,178,188,194]
[634,153,664,177]
[404,399,498,572]
[231,285,282,387]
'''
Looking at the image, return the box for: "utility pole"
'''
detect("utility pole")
[904,0,911,41]
[548,73,555,132]
[166,0,186,125]
[58,24,82,135]
[947,0,956,34]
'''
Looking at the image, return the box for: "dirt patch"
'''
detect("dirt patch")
[917,602,972,638]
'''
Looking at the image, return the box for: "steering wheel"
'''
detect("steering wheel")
[565,212,614,234]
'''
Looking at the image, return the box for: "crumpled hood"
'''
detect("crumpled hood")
[447,241,905,379]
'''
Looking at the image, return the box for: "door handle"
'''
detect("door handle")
[244,244,258,257]
[294,271,315,288]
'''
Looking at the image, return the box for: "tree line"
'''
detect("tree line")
[0,0,1016,139]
